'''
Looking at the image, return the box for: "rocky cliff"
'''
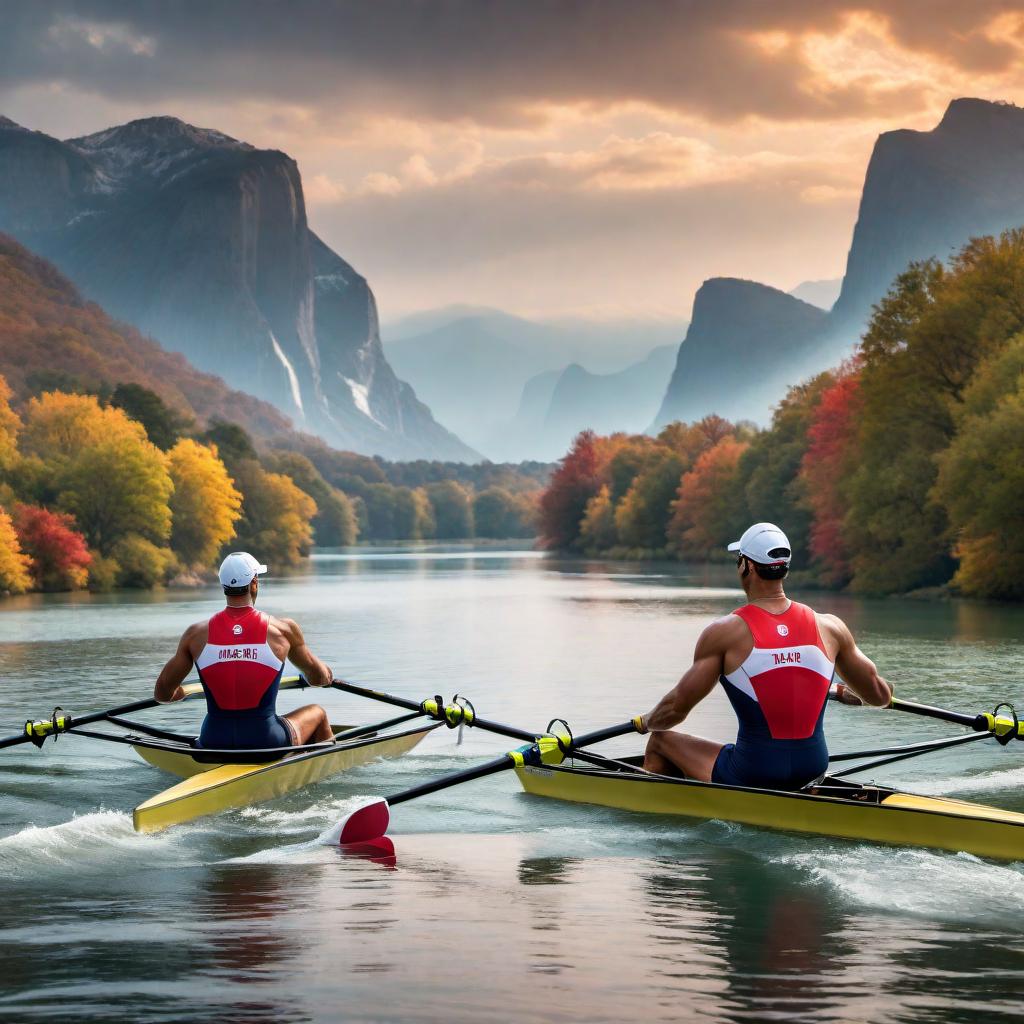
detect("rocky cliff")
[653,279,827,428]
[0,115,475,461]
[655,98,1024,429]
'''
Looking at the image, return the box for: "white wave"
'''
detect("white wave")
[0,810,184,880]
[905,765,1024,796]
[778,845,1024,923]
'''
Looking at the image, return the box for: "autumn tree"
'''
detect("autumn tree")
[231,461,316,566]
[0,506,31,594]
[20,392,173,554]
[669,438,750,557]
[426,480,474,539]
[0,374,20,475]
[13,504,91,591]
[539,431,617,549]
[578,485,618,552]
[167,439,243,568]
[799,364,862,586]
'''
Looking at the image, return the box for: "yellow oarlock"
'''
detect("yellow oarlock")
[25,715,71,740]
[509,734,565,768]
[979,712,1024,739]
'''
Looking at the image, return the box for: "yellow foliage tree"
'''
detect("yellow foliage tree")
[0,375,21,474]
[0,506,31,594]
[232,460,316,567]
[579,485,617,552]
[167,439,242,568]
[21,392,173,554]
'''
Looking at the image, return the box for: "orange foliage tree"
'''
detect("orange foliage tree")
[668,437,750,557]
[539,431,619,549]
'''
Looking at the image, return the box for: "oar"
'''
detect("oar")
[327,718,644,845]
[328,677,540,743]
[0,675,307,750]
[887,697,1024,741]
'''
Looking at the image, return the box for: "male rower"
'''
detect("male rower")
[640,523,892,789]
[154,551,335,749]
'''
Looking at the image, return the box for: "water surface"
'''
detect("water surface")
[1,548,1022,1022]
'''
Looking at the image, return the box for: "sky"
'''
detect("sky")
[4,1,1024,321]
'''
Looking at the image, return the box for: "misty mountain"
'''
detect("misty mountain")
[383,309,686,455]
[656,98,1024,430]
[493,346,677,461]
[788,278,842,310]
[0,115,476,461]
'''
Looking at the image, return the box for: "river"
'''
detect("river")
[1,547,1022,1022]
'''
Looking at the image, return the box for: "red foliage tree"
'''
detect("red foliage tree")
[799,364,863,586]
[539,431,611,549]
[14,504,92,592]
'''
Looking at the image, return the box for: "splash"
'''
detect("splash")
[906,765,1024,796]
[0,810,185,881]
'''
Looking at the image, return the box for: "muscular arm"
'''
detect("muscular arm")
[826,615,892,707]
[277,618,333,687]
[641,619,733,732]
[154,627,198,703]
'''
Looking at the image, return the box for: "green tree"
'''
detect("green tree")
[198,420,258,467]
[614,450,684,551]
[474,487,534,538]
[426,480,474,539]
[111,383,193,451]
[263,451,358,547]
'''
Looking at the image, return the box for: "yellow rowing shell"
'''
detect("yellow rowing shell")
[516,760,1024,861]
[133,724,435,833]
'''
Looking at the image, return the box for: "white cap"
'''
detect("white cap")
[727,523,792,565]
[218,551,268,588]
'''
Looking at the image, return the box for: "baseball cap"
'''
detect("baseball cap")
[218,551,268,588]
[727,523,792,565]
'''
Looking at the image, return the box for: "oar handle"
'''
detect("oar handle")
[0,675,306,751]
[888,697,1024,738]
[329,678,538,743]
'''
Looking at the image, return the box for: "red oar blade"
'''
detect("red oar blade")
[323,798,391,846]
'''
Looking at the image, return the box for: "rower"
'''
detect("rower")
[154,551,335,749]
[640,522,893,789]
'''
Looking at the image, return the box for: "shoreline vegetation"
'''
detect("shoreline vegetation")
[0,379,548,597]
[537,230,1024,603]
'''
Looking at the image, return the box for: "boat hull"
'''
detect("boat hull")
[515,761,1024,861]
[133,725,433,833]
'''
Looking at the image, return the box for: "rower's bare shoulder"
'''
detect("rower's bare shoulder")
[699,613,748,647]
[266,615,302,643]
[180,620,207,655]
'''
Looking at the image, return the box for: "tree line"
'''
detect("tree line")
[0,378,542,594]
[539,229,1024,600]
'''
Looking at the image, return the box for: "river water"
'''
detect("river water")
[1,547,1023,1022]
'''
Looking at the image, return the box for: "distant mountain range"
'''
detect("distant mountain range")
[788,278,842,310]
[654,98,1024,430]
[383,309,687,457]
[0,114,476,461]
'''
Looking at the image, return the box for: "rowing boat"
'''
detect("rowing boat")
[132,721,438,833]
[515,754,1024,861]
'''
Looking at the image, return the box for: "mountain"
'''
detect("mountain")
[497,346,678,461]
[832,98,1024,327]
[656,98,1024,430]
[0,115,475,461]
[788,278,842,310]
[653,279,828,429]
[383,309,687,455]
[0,231,291,438]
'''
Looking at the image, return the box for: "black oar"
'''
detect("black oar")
[329,677,540,743]
[0,675,307,751]
[327,718,643,845]
[888,697,1024,741]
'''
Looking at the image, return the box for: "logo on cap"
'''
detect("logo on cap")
[776,624,789,637]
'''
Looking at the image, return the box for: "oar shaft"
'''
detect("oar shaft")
[384,719,642,807]
[330,678,538,743]
[889,697,985,730]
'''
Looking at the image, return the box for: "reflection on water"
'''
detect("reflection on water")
[1,546,1024,1021]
